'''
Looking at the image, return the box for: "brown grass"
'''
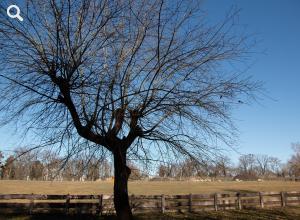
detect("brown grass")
[0,180,299,195]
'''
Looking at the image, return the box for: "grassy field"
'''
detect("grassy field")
[0,180,300,219]
[0,180,300,195]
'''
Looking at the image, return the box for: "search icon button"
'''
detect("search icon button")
[7,5,23,22]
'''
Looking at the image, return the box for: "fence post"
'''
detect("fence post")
[189,193,193,212]
[97,194,103,216]
[214,193,218,211]
[259,192,264,208]
[131,194,135,214]
[280,192,286,207]
[237,193,242,210]
[29,193,34,215]
[161,194,165,213]
[65,194,70,214]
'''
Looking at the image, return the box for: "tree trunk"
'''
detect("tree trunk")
[113,149,132,220]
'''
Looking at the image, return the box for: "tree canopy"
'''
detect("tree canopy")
[0,0,259,218]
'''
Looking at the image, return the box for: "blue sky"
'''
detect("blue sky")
[202,0,300,163]
[0,0,300,164]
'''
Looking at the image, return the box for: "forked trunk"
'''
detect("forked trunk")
[113,150,132,220]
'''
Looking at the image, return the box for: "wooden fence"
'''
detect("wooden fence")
[0,191,300,214]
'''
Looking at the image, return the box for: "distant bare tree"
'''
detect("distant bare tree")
[99,159,112,179]
[215,155,233,177]
[179,159,201,178]
[0,151,4,179]
[288,143,300,177]
[61,159,78,181]
[128,162,148,180]
[158,164,168,178]
[0,0,259,218]
[255,154,270,176]
[40,150,62,181]
[30,160,44,180]
[14,147,38,180]
[157,163,178,178]
[86,158,100,181]
[238,154,256,176]
[2,156,16,179]
[268,156,281,176]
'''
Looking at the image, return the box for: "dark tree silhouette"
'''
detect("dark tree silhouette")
[0,0,259,219]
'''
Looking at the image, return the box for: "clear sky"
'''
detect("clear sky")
[202,0,300,163]
[0,0,300,164]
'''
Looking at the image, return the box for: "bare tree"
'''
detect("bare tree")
[14,147,38,180]
[0,0,258,218]
[288,143,300,177]
[158,164,169,178]
[30,160,44,180]
[179,159,201,178]
[238,154,257,177]
[157,163,178,178]
[268,156,281,176]
[0,151,4,179]
[215,155,233,177]
[86,158,101,181]
[1,156,16,179]
[255,154,270,176]
[99,159,112,179]
[127,162,148,180]
[40,150,62,181]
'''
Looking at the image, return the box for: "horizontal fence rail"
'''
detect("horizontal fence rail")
[0,191,299,215]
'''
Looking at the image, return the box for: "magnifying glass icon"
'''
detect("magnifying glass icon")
[7,5,23,22]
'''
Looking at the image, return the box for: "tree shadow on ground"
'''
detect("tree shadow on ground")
[0,214,116,220]
[224,189,258,194]
[135,208,300,220]
[1,207,300,220]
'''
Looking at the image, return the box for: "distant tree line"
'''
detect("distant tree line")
[0,143,300,181]
[157,144,300,180]
[157,154,281,180]
[0,148,112,181]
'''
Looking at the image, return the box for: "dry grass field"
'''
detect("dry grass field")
[1,180,300,219]
[0,180,300,195]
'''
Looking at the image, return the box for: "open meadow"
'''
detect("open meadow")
[1,180,300,219]
[0,180,300,195]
